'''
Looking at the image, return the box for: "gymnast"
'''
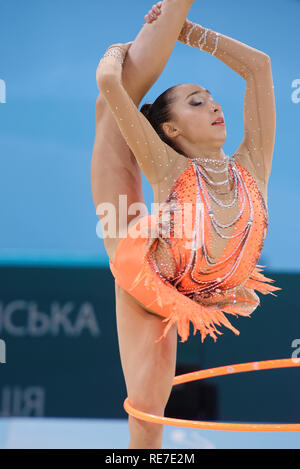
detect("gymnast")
[91,0,280,449]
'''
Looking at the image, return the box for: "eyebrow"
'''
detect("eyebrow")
[185,89,212,100]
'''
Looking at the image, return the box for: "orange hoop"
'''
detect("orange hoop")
[124,358,300,432]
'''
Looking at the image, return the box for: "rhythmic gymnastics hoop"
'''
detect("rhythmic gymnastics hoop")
[124,358,300,432]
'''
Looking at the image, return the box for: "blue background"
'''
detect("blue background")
[0,0,299,270]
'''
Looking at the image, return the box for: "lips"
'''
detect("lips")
[212,117,224,125]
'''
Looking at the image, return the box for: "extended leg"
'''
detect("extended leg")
[115,283,177,449]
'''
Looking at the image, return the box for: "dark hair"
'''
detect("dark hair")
[140,84,188,157]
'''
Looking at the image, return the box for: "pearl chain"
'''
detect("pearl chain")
[193,160,250,234]
[191,155,230,166]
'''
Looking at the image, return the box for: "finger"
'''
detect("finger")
[149,7,160,19]
[144,14,153,23]
[145,13,155,23]
[152,3,161,13]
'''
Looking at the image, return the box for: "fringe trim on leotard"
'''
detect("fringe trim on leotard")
[243,264,282,296]
[129,259,252,343]
[128,260,281,344]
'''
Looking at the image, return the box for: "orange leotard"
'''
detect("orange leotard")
[97,19,281,343]
[109,157,280,343]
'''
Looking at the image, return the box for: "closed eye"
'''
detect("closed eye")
[190,101,203,106]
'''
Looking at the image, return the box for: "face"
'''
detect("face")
[163,84,226,147]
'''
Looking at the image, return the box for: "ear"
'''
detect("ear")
[161,122,181,139]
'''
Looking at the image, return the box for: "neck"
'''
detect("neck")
[184,144,227,162]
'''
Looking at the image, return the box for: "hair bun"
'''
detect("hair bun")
[140,102,153,118]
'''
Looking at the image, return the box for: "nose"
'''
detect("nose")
[211,101,221,112]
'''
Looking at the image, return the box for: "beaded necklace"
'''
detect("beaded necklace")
[170,157,254,295]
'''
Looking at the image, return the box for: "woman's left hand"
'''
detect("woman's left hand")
[96,42,133,89]
[105,41,133,54]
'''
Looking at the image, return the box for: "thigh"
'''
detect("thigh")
[115,282,178,411]
[91,102,144,263]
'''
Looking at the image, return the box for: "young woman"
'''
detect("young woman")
[91,0,281,449]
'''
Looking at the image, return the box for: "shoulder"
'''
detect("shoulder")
[152,150,190,203]
[155,145,190,184]
[232,151,268,204]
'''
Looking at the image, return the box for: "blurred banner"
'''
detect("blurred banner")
[0,267,299,423]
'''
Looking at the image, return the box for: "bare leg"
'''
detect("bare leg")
[91,1,195,448]
[91,1,195,263]
[115,283,177,449]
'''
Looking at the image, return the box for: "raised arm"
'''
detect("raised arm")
[178,19,276,186]
[96,43,177,185]
[120,0,195,107]
[93,0,195,184]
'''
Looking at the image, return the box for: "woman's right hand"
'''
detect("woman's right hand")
[144,2,163,23]
[144,2,191,40]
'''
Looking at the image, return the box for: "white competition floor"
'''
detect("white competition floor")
[0,418,299,449]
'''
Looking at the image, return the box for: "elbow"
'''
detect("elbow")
[95,93,107,118]
[96,93,103,107]
[242,53,271,80]
[261,53,271,66]
[257,52,271,70]
[245,53,271,78]
[96,70,116,94]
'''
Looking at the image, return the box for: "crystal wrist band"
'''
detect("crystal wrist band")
[102,46,125,65]
[182,20,220,56]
